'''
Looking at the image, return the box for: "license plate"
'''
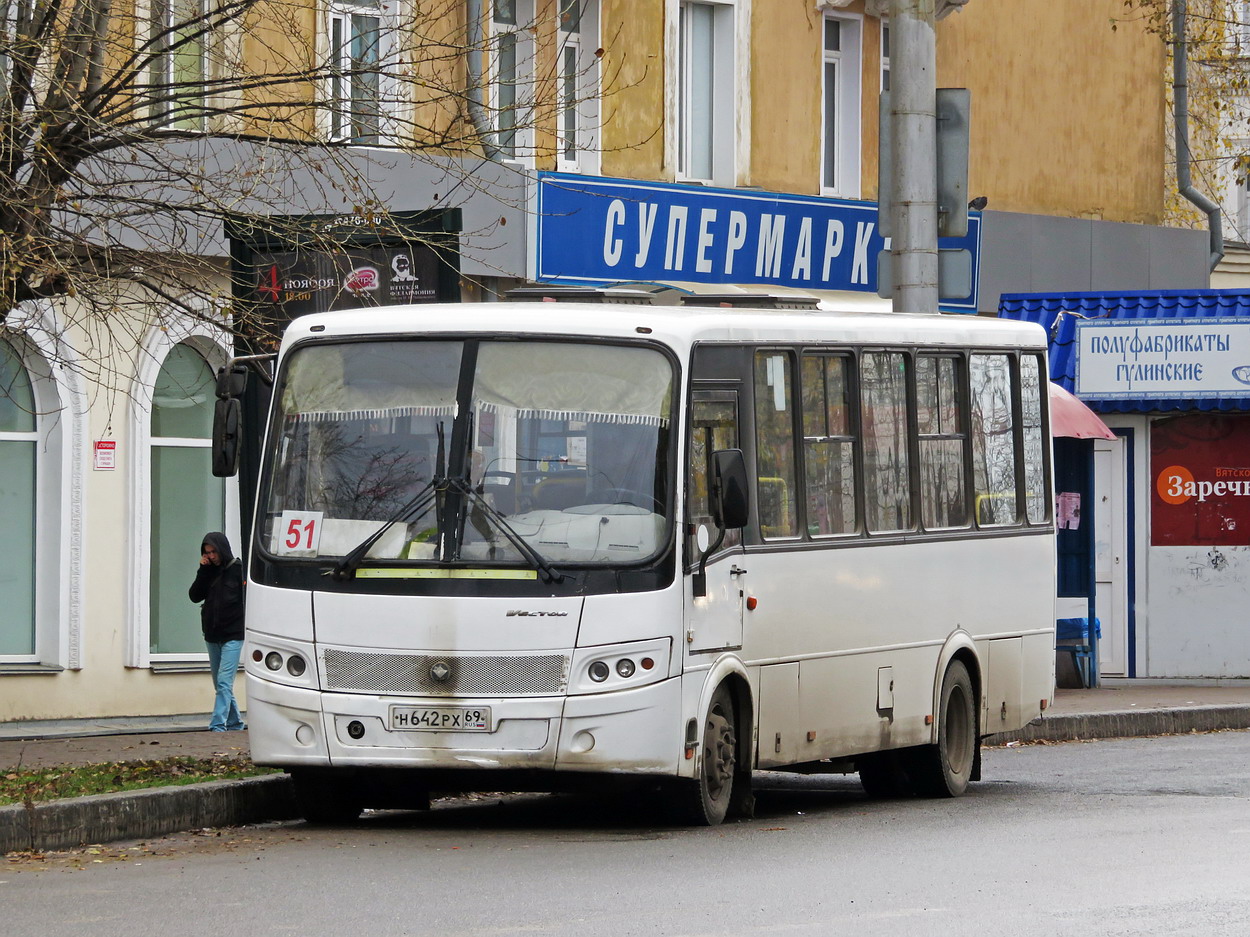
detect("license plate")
[389,705,491,732]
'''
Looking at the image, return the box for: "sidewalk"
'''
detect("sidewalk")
[3,683,1250,854]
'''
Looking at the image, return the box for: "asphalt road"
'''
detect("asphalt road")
[3,731,1249,937]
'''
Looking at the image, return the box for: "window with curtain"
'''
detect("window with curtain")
[0,340,36,656]
[150,344,224,655]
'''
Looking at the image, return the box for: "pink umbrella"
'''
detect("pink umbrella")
[1048,382,1116,439]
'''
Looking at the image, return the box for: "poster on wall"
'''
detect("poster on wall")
[249,245,440,316]
[1151,414,1250,546]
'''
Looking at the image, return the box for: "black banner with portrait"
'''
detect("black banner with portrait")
[228,210,461,350]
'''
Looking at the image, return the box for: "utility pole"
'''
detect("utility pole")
[888,0,939,313]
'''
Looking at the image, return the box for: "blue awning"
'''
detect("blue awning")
[999,289,1250,413]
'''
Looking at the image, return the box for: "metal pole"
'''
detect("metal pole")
[889,0,938,313]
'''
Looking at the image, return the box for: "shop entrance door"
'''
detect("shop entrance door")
[1093,434,1129,677]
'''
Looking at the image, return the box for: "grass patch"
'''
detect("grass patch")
[0,756,279,806]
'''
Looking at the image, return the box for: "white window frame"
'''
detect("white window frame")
[821,12,862,198]
[128,318,238,669]
[489,0,536,164]
[672,0,742,185]
[0,307,86,674]
[324,0,398,146]
[555,0,601,174]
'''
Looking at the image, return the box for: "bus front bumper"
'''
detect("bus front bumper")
[246,673,684,776]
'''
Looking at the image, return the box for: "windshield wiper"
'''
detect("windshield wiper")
[450,477,564,584]
[328,479,439,580]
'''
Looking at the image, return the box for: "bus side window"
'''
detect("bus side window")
[861,351,912,532]
[916,354,968,529]
[801,353,857,536]
[970,353,1018,526]
[689,397,741,556]
[1019,354,1049,524]
[754,351,799,539]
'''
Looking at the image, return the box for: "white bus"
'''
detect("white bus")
[230,301,1055,825]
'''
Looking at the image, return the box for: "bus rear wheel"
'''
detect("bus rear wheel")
[907,660,977,798]
[678,685,738,825]
[290,769,364,824]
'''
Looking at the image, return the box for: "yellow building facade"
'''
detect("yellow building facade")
[0,0,1217,728]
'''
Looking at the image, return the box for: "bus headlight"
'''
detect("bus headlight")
[246,640,317,690]
[570,639,672,694]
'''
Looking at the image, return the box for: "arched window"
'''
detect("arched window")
[149,343,224,656]
[0,339,36,657]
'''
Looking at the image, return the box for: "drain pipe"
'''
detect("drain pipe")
[466,0,502,160]
[1172,0,1224,272]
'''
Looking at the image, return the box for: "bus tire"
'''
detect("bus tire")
[678,684,738,826]
[290,769,364,824]
[907,660,977,798]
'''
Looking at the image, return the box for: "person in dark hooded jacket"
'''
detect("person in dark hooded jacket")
[189,531,246,731]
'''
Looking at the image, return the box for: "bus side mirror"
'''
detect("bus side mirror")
[710,449,749,530]
[216,364,248,399]
[212,397,242,477]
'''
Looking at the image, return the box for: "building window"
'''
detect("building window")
[821,14,861,197]
[491,0,535,161]
[678,0,734,183]
[557,1,599,172]
[149,0,208,130]
[149,344,224,656]
[0,340,36,657]
[328,1,385,144]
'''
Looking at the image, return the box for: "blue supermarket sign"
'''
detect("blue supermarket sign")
[534,172,981,312]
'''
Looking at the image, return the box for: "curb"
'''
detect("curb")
[987,704,1250,745]
[0,774,296,855]
[5,706,1250,854]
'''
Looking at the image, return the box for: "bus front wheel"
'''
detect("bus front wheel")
[907,660,977,798]
[678,685,739,825]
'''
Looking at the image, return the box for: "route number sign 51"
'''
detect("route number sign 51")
[276,510,324,555]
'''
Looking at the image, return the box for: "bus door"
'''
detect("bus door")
[685,392,745,653]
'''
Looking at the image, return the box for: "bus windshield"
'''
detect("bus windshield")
[262,338,674,567]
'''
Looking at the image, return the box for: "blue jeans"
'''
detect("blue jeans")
[206,639,246,731]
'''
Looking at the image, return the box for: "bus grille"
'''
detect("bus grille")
[322,649,569,697]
